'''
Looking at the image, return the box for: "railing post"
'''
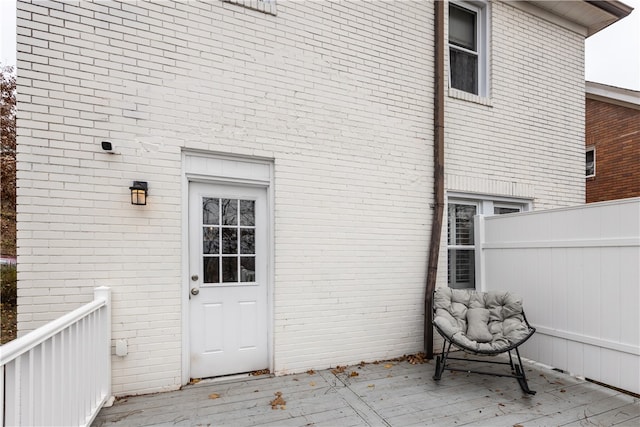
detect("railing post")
[1,364,4,426]
[94,287,112,408]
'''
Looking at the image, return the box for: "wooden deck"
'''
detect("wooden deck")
[93,353,639,426]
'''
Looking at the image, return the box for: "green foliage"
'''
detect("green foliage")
[1,65,17,257]
[1,264,17,306]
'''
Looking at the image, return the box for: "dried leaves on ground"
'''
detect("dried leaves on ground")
[330,353,429,377]
[270,392,286,410]
[331,365,347,374]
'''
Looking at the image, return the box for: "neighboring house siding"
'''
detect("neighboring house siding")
[585,98,640,202]
[16,0,590,396]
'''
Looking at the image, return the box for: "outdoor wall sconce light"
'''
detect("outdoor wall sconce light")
[129,181,148,205]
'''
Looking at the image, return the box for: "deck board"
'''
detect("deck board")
[93,354,639,426]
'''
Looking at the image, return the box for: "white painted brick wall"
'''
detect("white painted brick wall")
[16,0,587,395]
[444,1,585,208]
[435,1,588,289]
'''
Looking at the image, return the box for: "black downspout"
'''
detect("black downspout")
[425,0,445,359]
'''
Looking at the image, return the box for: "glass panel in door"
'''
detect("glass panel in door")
[202,198,256,284]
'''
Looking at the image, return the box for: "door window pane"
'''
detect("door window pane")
[203,198,219,225]
[222,228,238,254]
[203,257,220,283]
[240,229,255,254]
[203,227,219,254]
[222,257,238,283]
[240,257,255,282]
[240,200,255,226]
[221,199,238,225]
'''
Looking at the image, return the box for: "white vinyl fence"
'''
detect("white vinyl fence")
[477,198,640,395]
[1,287,111,427]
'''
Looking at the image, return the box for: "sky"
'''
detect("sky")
[1,0,639,90]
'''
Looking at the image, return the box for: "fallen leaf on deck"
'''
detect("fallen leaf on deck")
[310,381,316,386]
[332,365,346,374]
[368,384,375,388]
[384,364,393,369]
[208,393,220,399]
[306,369,316,375]
[407,353,427,365]
[349,371,359,377]
[270,391,286,410]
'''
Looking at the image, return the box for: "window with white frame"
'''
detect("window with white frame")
[448,201,478,289]
[448,1,488,97]
[447,196,529,289]
[586,146,595,177]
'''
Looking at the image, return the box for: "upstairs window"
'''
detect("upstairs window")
[586,147,595,177]
[449,1,488,97]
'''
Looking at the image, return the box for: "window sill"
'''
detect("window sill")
[222,0,277,15]
[448,88,492,107]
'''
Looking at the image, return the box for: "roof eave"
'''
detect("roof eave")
[525,0,633,37]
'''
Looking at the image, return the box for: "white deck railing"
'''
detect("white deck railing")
[1,287,111,427]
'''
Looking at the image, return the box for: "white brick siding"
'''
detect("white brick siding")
[16,0,587,395]
[434,1,587,289]
[444,1,586,208]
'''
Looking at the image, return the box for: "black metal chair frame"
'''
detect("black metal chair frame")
[433,305,537,395]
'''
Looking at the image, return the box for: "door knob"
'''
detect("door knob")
[191,288,199,296]
[191,274,199,281]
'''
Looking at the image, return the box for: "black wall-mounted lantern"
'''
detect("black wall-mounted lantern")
[129,181,148,205]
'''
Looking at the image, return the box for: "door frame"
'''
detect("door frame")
[181,151,274,384]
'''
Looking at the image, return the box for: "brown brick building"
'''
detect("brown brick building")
[585,82,640,203]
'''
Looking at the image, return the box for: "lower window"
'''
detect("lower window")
[447,196,529,289]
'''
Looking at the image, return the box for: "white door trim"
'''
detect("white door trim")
[181,151,274,385]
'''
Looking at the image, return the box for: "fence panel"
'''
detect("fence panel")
[1,287,111,426]
[478,198,640,394]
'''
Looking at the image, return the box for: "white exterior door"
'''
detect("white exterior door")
[188,181,269,379]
